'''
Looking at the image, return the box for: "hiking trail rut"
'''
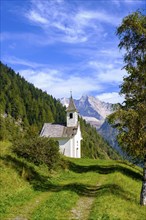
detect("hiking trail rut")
[69,196,95,220]
[6,191,52,220]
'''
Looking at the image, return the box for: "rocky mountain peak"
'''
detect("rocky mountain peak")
[61,95,114,129]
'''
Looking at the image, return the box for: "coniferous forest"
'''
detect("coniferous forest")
[0,62,66,128]
[0,58,145,220]
[0,61,119,159]
[1,0,146,216]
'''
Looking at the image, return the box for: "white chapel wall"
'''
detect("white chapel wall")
[67,111,78,127]
[72,126,82,158]
[58,138,73,157]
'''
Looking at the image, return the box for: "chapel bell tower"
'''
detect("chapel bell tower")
[66,94,78,127]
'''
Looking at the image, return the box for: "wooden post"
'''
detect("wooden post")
[140,154,146,205]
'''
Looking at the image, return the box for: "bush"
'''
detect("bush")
[13,136,60,170]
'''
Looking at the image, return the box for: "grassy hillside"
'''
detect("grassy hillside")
[0,141,145,220]
[0,62,120,160]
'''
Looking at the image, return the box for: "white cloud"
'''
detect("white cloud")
[50,76,102,99]
[18,66,125,103]
[99,49,123,58]
[113,0,143,5]
[87,54,126,84]
[27,11,48,24]
[19,68,103,99]
[88,61,114,70]
[96,92,125,104]
[97,68,126,84]
[3,56,46,68]
[123,0,142,4]
[24,0,121,44]
[76,10,121,26]
[1,0,143,104]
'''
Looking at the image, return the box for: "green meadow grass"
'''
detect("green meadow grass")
[31,190,79,220]
[89,171,145,220]
[0,141,38,219]
[0,141,146,220]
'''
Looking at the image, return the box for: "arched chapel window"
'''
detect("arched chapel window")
[69,113,73,119]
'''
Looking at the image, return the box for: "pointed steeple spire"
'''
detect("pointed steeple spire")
[66,93,78,127]
[66,93,77,112]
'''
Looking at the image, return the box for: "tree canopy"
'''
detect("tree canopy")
[109,11,146,159]
[108,11,146,205]
[0,62,66,131]
[0,62,119,160]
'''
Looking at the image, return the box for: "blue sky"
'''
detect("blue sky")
[0,0,145,103]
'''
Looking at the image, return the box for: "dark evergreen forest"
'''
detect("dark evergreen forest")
[0,62,66,128]
[0,62,119,159]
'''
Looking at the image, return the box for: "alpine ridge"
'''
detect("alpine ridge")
[61,95,114,129]
[0,62,119,160]
[61,95,123,155]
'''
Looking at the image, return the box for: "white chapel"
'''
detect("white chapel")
[40,95,82,158]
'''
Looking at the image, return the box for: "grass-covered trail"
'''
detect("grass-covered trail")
[69,195,95,219]
[1,142,146,220]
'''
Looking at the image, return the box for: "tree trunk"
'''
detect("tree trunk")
[140,154,146,205]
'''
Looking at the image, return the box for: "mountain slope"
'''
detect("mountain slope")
[61,95,115,129]
[98,120,123,155]
[61,95,122,156]
[80,117,120,159]
[0,62,119,160]
[0,62,66,130]
[1,141,145,220]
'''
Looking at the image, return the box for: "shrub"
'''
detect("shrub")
[13,136,60,170]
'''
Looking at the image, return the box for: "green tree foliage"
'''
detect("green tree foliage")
[80,118,120,160]
[0,115,24,141]
[0,62,119,161]
[108,11,146,205]
[0,62,66,131]
[13,136,60,170]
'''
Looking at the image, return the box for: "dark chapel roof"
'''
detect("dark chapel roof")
[40,123,78,138]
[66,95,77,112]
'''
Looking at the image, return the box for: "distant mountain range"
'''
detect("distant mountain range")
[1,62,119,160]
[61,95,115,129]
[61,95,123,155]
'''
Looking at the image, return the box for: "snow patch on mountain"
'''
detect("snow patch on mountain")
[83,116,100,122]
[60,95,114,129]
[61,95,122,155]
[85,96,113,119]
[60,97,69,107]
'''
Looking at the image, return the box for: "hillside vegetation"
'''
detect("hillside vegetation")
[0,141,146,220]
[0,62,119,160]
[0,62,66,129]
